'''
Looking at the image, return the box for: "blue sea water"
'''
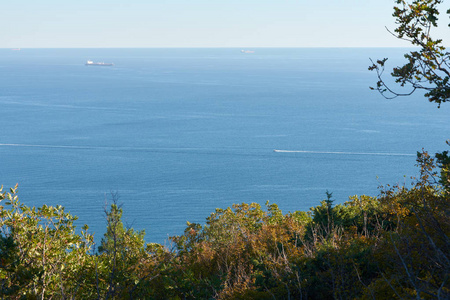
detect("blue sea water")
[0,48,448,244]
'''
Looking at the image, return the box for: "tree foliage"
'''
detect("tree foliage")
[0,185,96,299]
[369,0,450,107]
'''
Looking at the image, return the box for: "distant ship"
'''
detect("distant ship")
[11,48,21,51]
[85,60,114,66]
[241,50,255,54]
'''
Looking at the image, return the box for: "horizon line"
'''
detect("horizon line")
[1,46,422,49]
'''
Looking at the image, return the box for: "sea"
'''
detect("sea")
[0,48,448,244]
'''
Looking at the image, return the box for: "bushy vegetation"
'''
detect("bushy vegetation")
[0,149,448,299]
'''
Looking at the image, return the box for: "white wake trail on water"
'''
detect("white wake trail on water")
[0,144,417,157]
[0,143,91,149]
[0,143,219,152]
[273,150,416,157]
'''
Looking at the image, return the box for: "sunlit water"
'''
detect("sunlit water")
[0,48,448,243]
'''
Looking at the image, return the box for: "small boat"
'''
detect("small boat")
[241,50,255,54]
[85,60,114,66]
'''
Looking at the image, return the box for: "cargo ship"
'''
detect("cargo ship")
[85,60,114,66]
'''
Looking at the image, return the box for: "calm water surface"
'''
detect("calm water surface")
[0,48,448,243]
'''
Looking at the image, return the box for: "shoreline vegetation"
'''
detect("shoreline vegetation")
[0,149,448,299]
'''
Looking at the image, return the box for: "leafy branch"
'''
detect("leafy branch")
[369,0,450,107]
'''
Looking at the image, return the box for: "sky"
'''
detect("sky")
[1,0,449,48]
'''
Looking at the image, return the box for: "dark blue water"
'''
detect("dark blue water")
[1,48,448,243]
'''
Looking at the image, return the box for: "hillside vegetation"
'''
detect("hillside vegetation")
[0,149,449,299]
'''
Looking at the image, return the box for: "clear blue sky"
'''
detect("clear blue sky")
[2,0,448,48]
